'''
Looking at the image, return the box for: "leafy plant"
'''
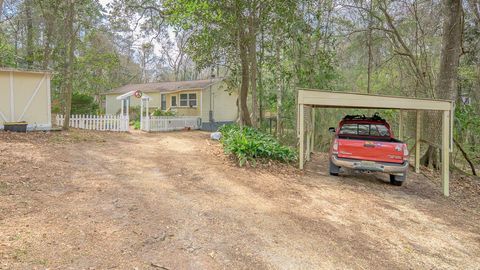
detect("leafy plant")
[0,34,16,67]
[152,109,176,116]
[71,92,99,114]
[219,124,297,166]
[133,120,141,130]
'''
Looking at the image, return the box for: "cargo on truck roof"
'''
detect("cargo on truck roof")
[342,113,385,122]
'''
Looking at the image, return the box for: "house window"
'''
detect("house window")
[189,93,197,107]
[161,94,166,110]
[180,93,197,107]
[171,96,177,107]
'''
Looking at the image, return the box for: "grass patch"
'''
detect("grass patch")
[13,248,28,262]
[219,124,297,166]
[0,182,8,195]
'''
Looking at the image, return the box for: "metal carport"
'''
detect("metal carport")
[297,89,455,196]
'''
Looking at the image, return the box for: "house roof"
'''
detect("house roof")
[104,79,222,95]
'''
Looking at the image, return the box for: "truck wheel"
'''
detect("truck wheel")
[329,160,340,176]
[389,174,405,186]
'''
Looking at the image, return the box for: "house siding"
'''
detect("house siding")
[105,92,162,114]
[201,82,238,123]
[166,89,202,117]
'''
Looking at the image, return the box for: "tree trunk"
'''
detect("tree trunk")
[14,20,19,66]
[236,3,252,127]
[420,145,440,169]
[42,13,55,70]
[436,0,463,101]
[248,10,258,127]
[0,0,4,20]
[366,0,373,94]
[275,38,282,138]
[258,23,264,126]
[38,1,59,70]
[239,37,252,127]
[62,0,76,130]
[25,0,34,67]
[421,0,462,166]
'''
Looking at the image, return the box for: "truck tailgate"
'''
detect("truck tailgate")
[337,138,404,164]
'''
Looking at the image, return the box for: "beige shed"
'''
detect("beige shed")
[0,68,52,130]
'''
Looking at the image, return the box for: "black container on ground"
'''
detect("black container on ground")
[4,122,28,132]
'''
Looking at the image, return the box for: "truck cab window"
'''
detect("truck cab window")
[339,124,357,135]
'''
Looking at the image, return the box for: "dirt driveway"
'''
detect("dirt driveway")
[1,130,479,269]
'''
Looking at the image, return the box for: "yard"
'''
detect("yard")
[1,130,479,269]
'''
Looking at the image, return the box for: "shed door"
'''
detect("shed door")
[0,71,50,127]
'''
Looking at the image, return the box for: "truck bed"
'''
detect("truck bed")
[338,134,402,143]
[336,136,405,164]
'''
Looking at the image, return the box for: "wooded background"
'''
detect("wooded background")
[0,0,479,175]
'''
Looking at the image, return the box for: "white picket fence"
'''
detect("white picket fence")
[56,114,129,132]
[142,116,201,132]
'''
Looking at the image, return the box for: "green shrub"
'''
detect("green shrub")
[152,108,176,116]
[219,124,297,166]
[71,92,99,114]
[133,120,141,130]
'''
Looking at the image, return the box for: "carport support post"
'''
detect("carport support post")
[306,132,311,161]
[442,110,450,196]
[306,108,311,162]
[299,104,305,169]
[398,110,403,141]
[310,108,315,155]
[415,110,421,173]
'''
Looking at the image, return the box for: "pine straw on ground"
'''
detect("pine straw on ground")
[420,165,480,208]
[1,130,479,269]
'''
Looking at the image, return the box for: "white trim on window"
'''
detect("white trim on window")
[179,92,197,108]
[171,95,177,107]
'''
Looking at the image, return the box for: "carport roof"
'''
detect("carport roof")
[298,89,454,111]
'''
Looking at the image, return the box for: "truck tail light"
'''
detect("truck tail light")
[403,144,409,160]
[333,139,339,154]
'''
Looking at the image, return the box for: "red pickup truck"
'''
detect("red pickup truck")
[328,114,409,186]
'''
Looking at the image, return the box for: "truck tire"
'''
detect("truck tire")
[389,174,406,186]
[329,159,340,176]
